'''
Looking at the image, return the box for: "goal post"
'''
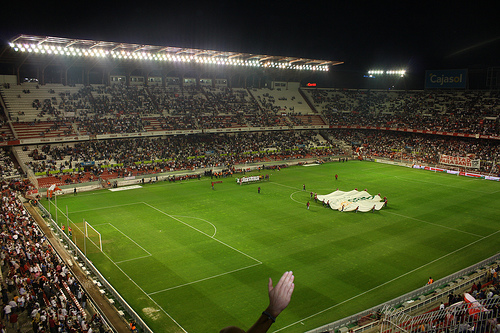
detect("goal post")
[85,220,103,252]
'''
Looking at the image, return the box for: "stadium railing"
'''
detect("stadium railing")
[37,202,153,333]
[305,252,500,333]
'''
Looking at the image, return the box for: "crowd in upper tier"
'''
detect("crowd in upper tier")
[1,83,499,140]
[309,89,500,136]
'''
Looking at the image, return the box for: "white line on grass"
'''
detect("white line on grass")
[271,181,335,196]
[142,202,263,296]
[273,228,500,332]
[289,191,304,204]
[270,182,301,191]
[108,223,152,256]
[69,202,144,214]
[49,203,187,331]
[99,247,188,332]
[171,215,217,238]
[147,262,262,295]
[58,198,262,328]
[286,185,483,238]
[394,176,494,194]
[115,255,153,264]
[52,204,153,262]
[384,211,483,238]
[142,202,262,264]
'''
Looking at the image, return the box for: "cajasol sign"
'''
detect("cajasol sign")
[425,69,467,89]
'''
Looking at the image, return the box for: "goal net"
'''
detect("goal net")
[85,220,103,252]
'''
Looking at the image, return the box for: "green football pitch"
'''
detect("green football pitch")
[43,161,500,333]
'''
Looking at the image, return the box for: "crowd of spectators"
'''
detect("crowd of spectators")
[3,83,496,137]
[77,115,148,135]
[308,89,500,136]
[0,184,107,332]
[21,131,341,179]
[10,84,322,134]
[3,82,500,179]
[328,129,500,174]
[0,150,20,180]
[16,125,500,182]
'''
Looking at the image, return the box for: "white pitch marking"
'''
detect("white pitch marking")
[108,223,152,256]
[171,215,217,238]
[115,255,152,264]
[273,229,500,332]
[148,262,262,295]
[142,202,262,264]
[99,248,188,332]
[384,211,483,238]
[69,202,144,214]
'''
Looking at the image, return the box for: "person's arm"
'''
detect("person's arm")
[220,271,295,333]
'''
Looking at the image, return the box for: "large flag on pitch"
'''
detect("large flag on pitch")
[317,190,385,212]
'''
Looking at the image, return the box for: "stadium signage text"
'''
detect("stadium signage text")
[425,69,467,89]
[430,73,463,85]
[439,154,480,169]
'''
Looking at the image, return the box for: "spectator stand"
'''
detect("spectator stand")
[0,188,115,332]
[35,200,149,332]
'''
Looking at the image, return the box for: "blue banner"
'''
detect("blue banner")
[425,69,467,89]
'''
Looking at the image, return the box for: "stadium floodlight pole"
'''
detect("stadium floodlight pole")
[67,205,70,239]
[55,192,58,225]
[83,218,87,256]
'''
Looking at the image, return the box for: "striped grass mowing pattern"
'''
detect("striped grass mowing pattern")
[44,161,500,332]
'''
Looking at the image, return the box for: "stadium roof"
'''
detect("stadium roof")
[8,35,343,71]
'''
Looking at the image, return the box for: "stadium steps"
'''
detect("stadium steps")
[295,115,326,125]
[143,117,163,132]
[12,122,75,139]
[0,123,15,141]
[0,83,84,122]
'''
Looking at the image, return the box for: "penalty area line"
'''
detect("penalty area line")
[115,255,152,264]
[107,223,152,256]
[99,250,188,333]
[147,262,262,296]
[69,202,144,214]
[142,202,261,264]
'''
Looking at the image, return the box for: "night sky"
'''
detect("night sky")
[1,1,499,76]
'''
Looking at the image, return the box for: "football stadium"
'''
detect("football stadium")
[0,14,499,333]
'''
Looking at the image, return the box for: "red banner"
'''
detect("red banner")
[439,154,480,169]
